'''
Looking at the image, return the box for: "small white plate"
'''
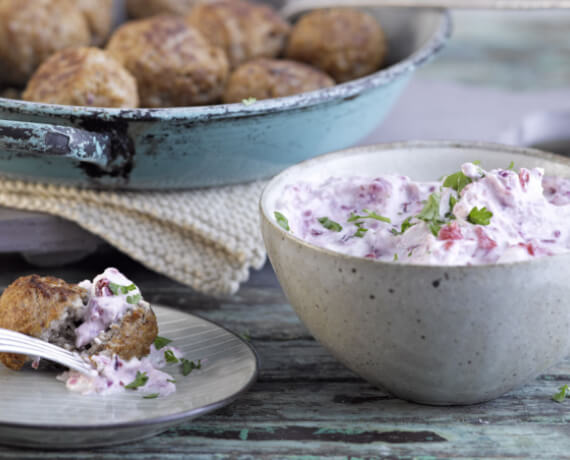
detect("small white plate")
[0,305,258,449]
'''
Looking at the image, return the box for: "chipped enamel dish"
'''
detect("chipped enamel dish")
[0,5,450,189]
[260,141,570,405]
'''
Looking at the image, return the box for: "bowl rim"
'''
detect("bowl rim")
[260,139,570,270]
[0,8,451,122]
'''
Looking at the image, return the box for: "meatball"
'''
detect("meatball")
[187,0,291,69]
[86,305,158,360]
[107,16,229,107]
[0,0,91,86]
[23,47,139,108]
[286,8,387,83]
[77,0,114,46]
[223,58,334,103]
[0,275,88,371]
[126,0,199,19]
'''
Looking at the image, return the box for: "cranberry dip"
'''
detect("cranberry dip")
[273,162,570,265]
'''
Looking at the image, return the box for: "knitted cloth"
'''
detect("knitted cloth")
[0,179,267,297]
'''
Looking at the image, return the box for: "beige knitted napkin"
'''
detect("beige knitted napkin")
[0,179,268,297]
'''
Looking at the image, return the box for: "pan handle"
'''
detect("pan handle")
[0,119,112,168]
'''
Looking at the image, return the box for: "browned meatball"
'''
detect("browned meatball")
[0,275,88,371]
[223,58,334,103]
[0,0,91,86]
[23,47,139,108]
[187,0,291,69]
[77,0,114,46]
[107,16,229,107]
[87,305,158,360]
[286,8,387,83]
[126,0,199,19]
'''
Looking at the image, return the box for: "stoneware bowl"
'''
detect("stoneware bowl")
[260,141,570,405]
[0,4,450,189]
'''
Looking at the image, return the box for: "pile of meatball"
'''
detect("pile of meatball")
[0,0,388,108]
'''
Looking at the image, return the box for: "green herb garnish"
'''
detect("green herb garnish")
[553,384,569,403]
[240,331,251,341]
[164,349,179,364]
[154,336,172,350]
[416,193,446,237]
[242,97,256,106]
[108,282,137,296]
[167,379,177,383]
[318,217,342,232]
[274,211,290,231]
[443,171,472,193]
[467,207,493,226]
[143,393,159,399]
[508,161,515,170]
[348,209,391,223]
[353,223,368,238]
[126,293,142,305]
[125,371,148,390]
[393,254,398,261]
[181,358,202,376]
[391,216,415,236]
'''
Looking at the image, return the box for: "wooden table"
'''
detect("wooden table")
[0,10,570,459]
[0,250,568,458]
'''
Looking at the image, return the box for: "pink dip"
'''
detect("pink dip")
[59,268,182,397]
[274,163,570,264]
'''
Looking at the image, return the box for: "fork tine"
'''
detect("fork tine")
[0,328,97,376]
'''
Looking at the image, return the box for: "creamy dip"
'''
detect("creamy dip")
[60,345,180,397]
[76,268,143,348]
[274,163,570,265]
[57,268,195,398]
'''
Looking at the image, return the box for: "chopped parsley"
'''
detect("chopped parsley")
[353,223,368,238]
[416,193,446,237]
[143,393,160,399]
[181,358,202,376]
[468,207,493,226]
[553,384,569,403]
[508,161,515,170]
[391,216,415,235]
[154,336,172,350]
[126,293,142,305]
[240,331,251,341]
[318,217,342,232]
[125,371,148,390]
[108,282,137,296]
[393,254,398,261]
[167,378,177,383]
[348,209,391,223]
[242,97,257,105]
[164,349,179,364]
[443,171,472,193]
[274,211,290,231]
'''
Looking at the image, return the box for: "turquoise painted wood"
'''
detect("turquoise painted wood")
[0,8,450,189]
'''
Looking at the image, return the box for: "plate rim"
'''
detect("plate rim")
[0,304,259,432]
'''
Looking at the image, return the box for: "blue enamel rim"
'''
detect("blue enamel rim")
[0,9,451,122]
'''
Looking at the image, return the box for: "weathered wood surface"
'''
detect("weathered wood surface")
[0,251,568,459]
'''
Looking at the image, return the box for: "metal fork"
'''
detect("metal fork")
[0,328,98,377]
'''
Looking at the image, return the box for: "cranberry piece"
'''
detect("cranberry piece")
[518,242,535,256]
[94,278,112,297]
[519,169,530,190]
[475,227,497,250]
[438,222,463,241]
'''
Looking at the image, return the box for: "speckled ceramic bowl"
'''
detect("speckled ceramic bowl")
[260,141,570,405]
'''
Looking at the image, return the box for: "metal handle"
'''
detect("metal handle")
[281,0,570,17]
[0,119,112,168]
